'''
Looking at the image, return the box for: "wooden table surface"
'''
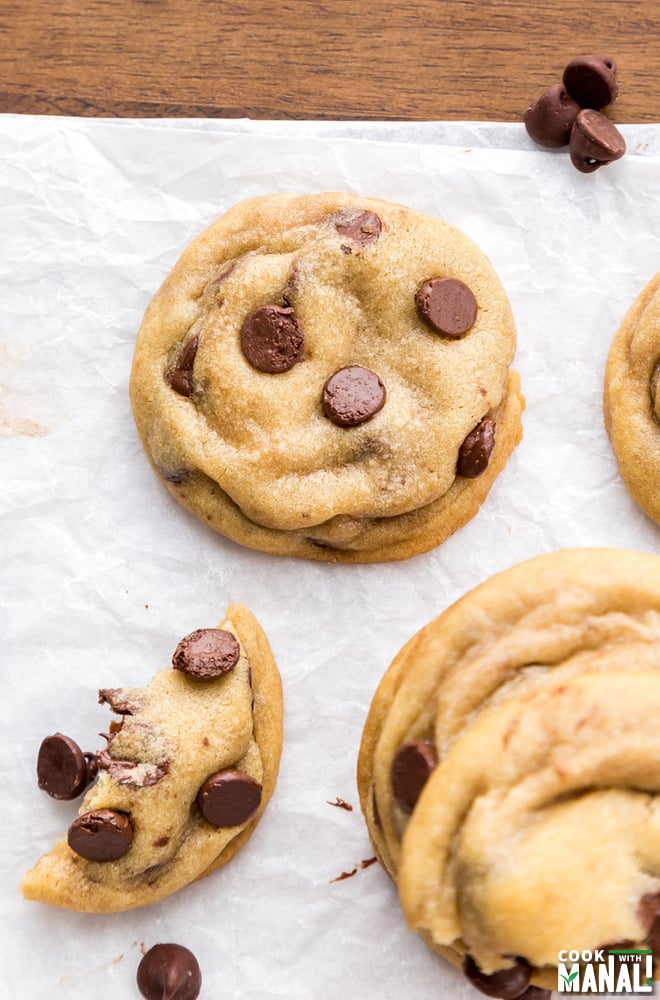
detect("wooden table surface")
[1,0,658,122]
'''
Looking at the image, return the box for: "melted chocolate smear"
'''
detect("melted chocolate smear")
[330,857,377,883]
[391,740,438,813]
[326,797,353,811]
[335,210,382,249]
[166,337,199,398]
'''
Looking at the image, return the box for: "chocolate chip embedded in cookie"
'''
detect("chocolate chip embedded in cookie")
[358,549,660,994]
[456,417,496,478]
[67,809,133,861]
[197,769,262,827]
[604,273,660,527]
[130,193,523,562]
[240,304,304,373]
[21,604,283,913]
[172,627,240,679]
[334,208,382,250]
[415,277,478,338]
[322,366,386,427]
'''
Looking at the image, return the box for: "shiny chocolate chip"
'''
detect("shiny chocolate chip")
[172,628,240,680]
[240,304,304,373]
[37,733,96,800]
[569,109,626,173]
[335,210,382,249]
[322,366,386,427]
[390,741,437,814]
[67,808,133,861]
[137,943,202,1000]
[524,84,580,148]
[197,770,262,827]
[457,417,496,478]
[463,955,533,999]
[415,277,478,338]
[563,55,618,110]
[166,337,199,398]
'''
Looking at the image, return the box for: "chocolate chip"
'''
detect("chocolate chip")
[457,417,496,478]
[335,210,382,249]
[415,278,478,338]
[639,893,660,956]
[240,304,304,373]
[166,337,199,398]
[463,955,533,999]
[67,808,133,861]
[322,366,386,427]
[518,989,552,999]
[98,688,138,715]
[599,942,638,969]
[172,628,240,680]
[137,943,202,1000]
[563,55,618,110]
[524,84,581,148]
[569,109,626,173]
[37,733,96,800]
[96,750,170,788]
[390,741,437,814]
[197,769,262,827]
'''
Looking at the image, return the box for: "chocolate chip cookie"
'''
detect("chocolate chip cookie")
[604,272,660,527]
[129,193,523,562]
[21,604,283,912]
[358,549,660,995]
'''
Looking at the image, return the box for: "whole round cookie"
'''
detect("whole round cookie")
[21,604,283,912]
[130,193,523,562]
[358,549,660,995]
[604,272,660,526]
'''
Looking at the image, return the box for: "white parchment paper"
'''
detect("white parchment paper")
[2,116,660,1000]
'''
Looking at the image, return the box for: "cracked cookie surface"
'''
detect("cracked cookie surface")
[358,549,660,993]
[21,603,283,913]
[130,192,523,562]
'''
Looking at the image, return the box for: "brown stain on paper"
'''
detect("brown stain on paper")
[0,342,53,438]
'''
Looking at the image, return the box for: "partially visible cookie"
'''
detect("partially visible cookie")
[358,549,660,995]
[21,604,283,913]
[130,192,523,562]
[604,272,660,526]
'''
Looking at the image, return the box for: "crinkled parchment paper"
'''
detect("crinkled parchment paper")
[2,116,660,1000]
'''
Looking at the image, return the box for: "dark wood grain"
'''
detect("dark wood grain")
[1,0,658,121]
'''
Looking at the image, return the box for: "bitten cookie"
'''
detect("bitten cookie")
[129,192,523,563]
[358,549,660,996]
[21,604,283,913]
[604,272,660,526]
